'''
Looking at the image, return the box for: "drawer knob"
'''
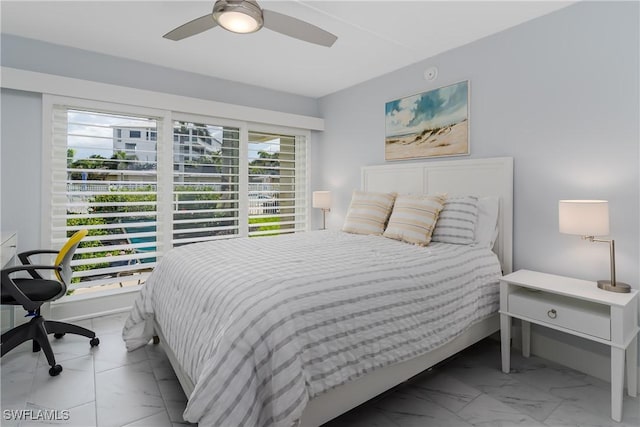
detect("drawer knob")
[547,309,557,319]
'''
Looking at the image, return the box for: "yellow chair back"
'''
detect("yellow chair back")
[54,229,88,284]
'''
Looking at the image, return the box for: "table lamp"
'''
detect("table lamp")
[559,200,630,293]
[313,191,331,230]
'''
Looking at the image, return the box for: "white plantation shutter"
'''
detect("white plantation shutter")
[172,121,241,245]
[48,101,310,294]
[248,131,308,237]
[51,107,161,289]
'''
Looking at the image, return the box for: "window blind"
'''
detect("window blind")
[51,107,161,290]
[49,103,309,294]
[172,121,240,245]
[248,131,307,237]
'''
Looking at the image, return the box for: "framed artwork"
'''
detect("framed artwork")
[385,80,469,161]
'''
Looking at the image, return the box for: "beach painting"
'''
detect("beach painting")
[385,80,469,160]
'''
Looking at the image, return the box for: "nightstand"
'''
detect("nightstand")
[500,269,639,422]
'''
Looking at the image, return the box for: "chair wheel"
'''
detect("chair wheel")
[49,365,63,376]
[90,337,100,347]
[54,333,65,339]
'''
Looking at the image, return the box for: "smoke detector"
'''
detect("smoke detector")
[424,66,438,81]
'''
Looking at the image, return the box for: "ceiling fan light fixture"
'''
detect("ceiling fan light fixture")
[213,0,263,34]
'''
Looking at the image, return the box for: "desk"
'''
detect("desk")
[1,231,17,333]
[1,231,17,267]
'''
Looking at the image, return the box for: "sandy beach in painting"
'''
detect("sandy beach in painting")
[385,120,468,160]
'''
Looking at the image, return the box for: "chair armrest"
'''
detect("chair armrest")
[1,265,62,311]
[18,250,59,279]
[18,249,59,262]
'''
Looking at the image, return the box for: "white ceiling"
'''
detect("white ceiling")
[1,1,573,98]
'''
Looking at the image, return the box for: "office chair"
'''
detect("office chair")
[1,229,100,376]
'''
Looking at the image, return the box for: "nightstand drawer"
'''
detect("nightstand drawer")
[509,288,611,340]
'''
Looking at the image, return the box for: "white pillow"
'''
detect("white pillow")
[432,196,479,245]
[383,194,446,246]
[474,196,500,248]
[342,190,396,235]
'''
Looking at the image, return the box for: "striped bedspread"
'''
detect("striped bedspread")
[122,231,501,426]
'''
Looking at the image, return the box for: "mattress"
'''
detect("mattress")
[122,230,502,426]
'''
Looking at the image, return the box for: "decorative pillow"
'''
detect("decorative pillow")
[432,196,480,245]
[474,196,500,248]
[382,194,446,246]
[342,191,396,235]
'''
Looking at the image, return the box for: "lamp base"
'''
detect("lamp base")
[597,280,631,293]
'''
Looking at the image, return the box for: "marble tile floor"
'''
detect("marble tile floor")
[1,312,638,427]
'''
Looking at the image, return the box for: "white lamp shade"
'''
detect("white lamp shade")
[312,191,331,209]
[559,200,609,236]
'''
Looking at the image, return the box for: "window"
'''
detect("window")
[129,130,141,138]
[248,131,307,236]
[47,101,310,295]
[53,107,160,292]
[173,121,240,245]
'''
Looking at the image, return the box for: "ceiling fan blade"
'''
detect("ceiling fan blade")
[263,9,337,47]
[163,14,218,41]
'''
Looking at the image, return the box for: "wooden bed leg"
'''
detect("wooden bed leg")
[153,335,160,345]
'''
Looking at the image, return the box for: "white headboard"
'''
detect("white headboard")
[361,157,513,274]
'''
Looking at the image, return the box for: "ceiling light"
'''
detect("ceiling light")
[213,0,263,34]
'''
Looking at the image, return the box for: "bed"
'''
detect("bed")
[123,156,513,427]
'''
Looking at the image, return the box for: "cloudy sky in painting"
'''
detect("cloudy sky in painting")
[385,81,468,137]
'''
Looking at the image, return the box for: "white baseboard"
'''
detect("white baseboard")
[1,287,138,331]
[48,287,140,322]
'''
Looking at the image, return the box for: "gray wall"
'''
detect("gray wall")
[1,34,320,118]
[318,1,638,285]
[316,1,639,374]
[1,89,42,251]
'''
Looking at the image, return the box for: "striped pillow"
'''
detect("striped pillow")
[382,194,446,246]
[432,196,479,244]
[342,191,396,235]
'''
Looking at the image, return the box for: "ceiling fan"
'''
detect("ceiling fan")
[163,0,337,47]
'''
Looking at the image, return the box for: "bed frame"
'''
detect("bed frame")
[153,156,514,426]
